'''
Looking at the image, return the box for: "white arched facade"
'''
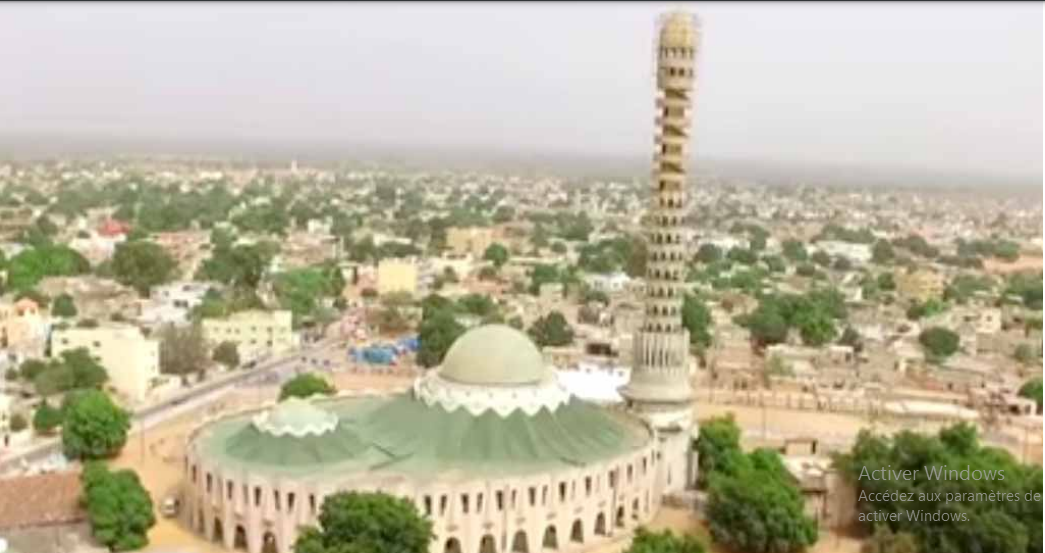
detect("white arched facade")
[183,422,660,553]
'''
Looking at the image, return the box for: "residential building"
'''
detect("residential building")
[201,310,296,362]
[812,240,873,265]
[51,324,164,403]
[447,226,495,258]
[0,298,47,356]
[376,259,419,297]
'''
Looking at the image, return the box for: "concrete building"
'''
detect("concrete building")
[139,281,215,328]
[583,272,632,295]
[201,310,296,362]
[620,11,701,496]
[0,299,46,356]
[376,259,419,297]
[51,324,163,403]
[812,240,873,265]
[447,227,495,259]
[184,326,659,553]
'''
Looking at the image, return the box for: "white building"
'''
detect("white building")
[51,324,165,403]
[812,241,873,265]
[583,272,632,295]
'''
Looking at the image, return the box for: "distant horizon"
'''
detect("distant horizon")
[0,130,1040,193]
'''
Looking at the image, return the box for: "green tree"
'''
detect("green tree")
[111,240,177,296]
[872,240,895,265]
[483,243,510,268]
[81,462,156,552]
[294,491,433,553]
[528,311,574,348]
[695,415,743,489]
[9,413,27,432]
[811,250,832,267]
[33,400,64,434]
[51,293,78,318]
[796,308,837,347]
[695,244,724,264]
[625,527,706,553]
[860,525,920,553]
[706,450,818,553]
[279,373,336,401]
[417,309,465,368]
[61,390,131,460]
[5,244,90,291]
[782,239,808,262]
[157,324,209,379]
[918,327,960,360]
[681,295,713,349]
[527,264,561,295]
[1018,378,1042,413]
[746,307,789,348]
[838,326,865,354]
[212,341,241,369]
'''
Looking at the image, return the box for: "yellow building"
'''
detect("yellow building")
[201,310,296,362]
[51,324,163,403]
[376,259,419,296]
[447,226,495,258]
[0,298,45,354]
[895,269,945,303]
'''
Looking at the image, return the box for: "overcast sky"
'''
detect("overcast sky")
[1,2,1041,179]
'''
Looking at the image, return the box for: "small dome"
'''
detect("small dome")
[253,397,339,437]
[660,11,698,49]
[439,325,549,386]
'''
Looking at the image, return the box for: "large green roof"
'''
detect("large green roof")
[198,394,650,480]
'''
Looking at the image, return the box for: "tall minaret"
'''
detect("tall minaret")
[620,11,700,496]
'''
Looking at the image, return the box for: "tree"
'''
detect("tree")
[528,311,574,348]
[1013,344,1037,366]
[483,243,510,269]
[695,415,743,489]
[838,326,864,354]
[5,244,90,291]
[796,308,837,347]
[33,400,63,434]
[695,244,723,264]
[9,413,27,432]
[746,307,789,348]
[811,250,833,267]
[280,373,336,401]
[872,240,895,265]
[158,324,209,379]
[81,462,156,552]
[212,341,241,369]
[681,295,713,349]
[52,293,78,318]
[706,450,818,553]
[33,348,109,396]
[417,309,466,368]
[625,527,706,553]
[294,491,433,553]
[61,390,131,460]
[781,239,808,262]
[111,240,177,296]
[1018,378,1042,414]
[860,526,919,553]
[918,327,960,360]
[836,424,1040,553]
[529,264,562,295]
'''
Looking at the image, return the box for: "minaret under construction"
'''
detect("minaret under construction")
[620,11,700,496]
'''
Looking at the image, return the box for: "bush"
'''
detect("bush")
[918,327,960,360]
[9,413,27,432]
[33,400,64,434]
[279,373,336,401]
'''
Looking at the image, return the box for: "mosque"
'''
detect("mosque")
[182,11,700,553]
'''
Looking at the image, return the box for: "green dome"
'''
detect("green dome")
[439,324,549,386]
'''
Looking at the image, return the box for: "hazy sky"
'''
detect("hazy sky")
[1,2,1041,179]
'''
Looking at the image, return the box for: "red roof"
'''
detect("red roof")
[98,219,132,237]
[0,470,85,530]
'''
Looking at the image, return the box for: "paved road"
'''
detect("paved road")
[0,339,338,475]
